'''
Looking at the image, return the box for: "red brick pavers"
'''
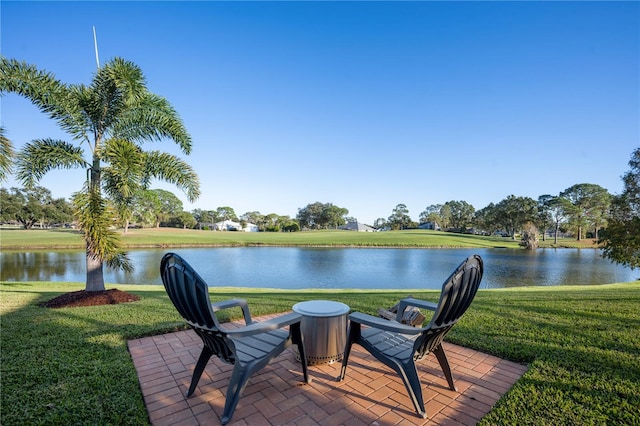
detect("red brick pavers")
[128,316,527,426]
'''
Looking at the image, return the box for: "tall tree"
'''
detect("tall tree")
[443,200,475,232]
[474,202,500,235]
[2,57,200,291]
[216,206,238,222]
[153,189,184,227]
[388,203,413,230]
[599,148,640,269]
[439,203,453,229]
[297,202,348,229]
[536,195,554,242]
[560,183,610,240]
[544,195,571,244]
[297,202,324,229]
[133,190,161,227]
[493,195,537,239]
[321,203,349,229]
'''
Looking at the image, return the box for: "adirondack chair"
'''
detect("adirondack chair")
[160,252,311,425]
[338,254,483,419]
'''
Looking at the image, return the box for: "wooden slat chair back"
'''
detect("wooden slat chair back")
[160,252,310,425]
[338,255,483,419]
[414,255,483,357]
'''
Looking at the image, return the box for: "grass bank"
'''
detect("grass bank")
[1,281,639,424]
[0,227,599,250]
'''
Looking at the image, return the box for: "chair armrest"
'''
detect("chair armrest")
[224,312,303,338]
[349,312,423,335]
[398,297,438,313]
[211,299,252,324]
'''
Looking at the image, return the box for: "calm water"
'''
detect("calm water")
[1,247,637,289]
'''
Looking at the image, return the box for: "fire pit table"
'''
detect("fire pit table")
[292,300,350,365]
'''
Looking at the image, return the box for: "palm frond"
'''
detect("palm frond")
[1,57,66,110]
[112,92,192,154]
[72,83,119,146]
[143,151,201,202]
[101,138,145,201]
[101,57,146,104]
[72,186,133,272]
[86,59,145,139]
[15,139,87,188]
[0,126,14,181]
[0,57,88,142]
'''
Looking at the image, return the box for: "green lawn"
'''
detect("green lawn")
[0,227,598,249]
[1,281,639,425]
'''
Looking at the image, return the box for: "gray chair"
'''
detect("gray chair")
[338,255,483,418]
[160,252,311,425]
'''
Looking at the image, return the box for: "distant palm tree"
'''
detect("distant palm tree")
[1,57,200,291]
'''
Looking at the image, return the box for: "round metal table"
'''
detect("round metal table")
[292,300,350,365]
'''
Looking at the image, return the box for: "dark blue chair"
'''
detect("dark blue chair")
[160,252,311,425]
[338,255,483,418]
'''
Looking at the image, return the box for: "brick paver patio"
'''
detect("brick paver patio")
[128,315,527,426]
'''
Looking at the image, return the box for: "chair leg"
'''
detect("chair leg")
[186,347,214,397]
[220,363,252,425]
[397,360,427,419]
[291,322,311,384]
[222,356,276,425]
[433,344,457,391]
[338,322,360,381]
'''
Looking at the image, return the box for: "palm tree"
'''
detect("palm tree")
[1,57,200,291]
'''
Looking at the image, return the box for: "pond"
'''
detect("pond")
[1,247,637,290]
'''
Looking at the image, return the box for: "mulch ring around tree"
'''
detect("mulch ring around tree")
[40,289,140,308]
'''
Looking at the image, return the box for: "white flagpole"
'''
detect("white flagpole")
[93,26,100,69]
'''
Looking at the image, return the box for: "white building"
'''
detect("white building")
[212,220,259,232]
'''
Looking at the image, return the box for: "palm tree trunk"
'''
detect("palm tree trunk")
[85,157,106,292]
[86,246,106,291]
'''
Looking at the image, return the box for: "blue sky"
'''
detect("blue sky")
[2,1,638,225]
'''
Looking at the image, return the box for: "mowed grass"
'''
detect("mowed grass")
[1,281,639,425]
[0,227,598,249]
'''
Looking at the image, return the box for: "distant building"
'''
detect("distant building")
[339,221,376,232]
[206,220,259,232]
[243,223,259,232]
[418,221,441,230]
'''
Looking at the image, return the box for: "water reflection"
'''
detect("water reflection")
[1,247,637,289]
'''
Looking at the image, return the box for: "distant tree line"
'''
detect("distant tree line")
[192,208,299,232]
[0,181,613,241]
[2,144,638,268]
[0,186,73,229]
[368,183,611,246]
